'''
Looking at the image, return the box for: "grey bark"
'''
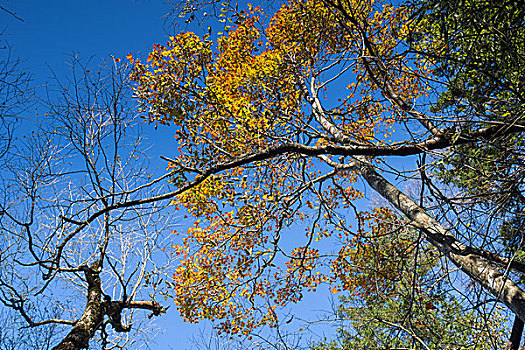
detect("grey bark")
[52,264,105,350]
[505,315,524,350]
[355,160,525,322]
[51,263,162,350]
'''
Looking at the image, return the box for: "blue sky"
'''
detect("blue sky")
[2,0,171,82]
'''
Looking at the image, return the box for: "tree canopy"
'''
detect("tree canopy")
[128,0,525,345]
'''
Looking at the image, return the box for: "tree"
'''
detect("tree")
[312,208,506,350]
[129,0,525,343]
[412,0,525,348]
[0,304,62,349]
[0,58,176,349]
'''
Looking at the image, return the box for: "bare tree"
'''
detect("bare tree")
[0,57,176,349]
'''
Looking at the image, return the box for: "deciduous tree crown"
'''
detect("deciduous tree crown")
[130,0,525,342]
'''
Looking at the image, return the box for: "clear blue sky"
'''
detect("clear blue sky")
[2,0,172,82]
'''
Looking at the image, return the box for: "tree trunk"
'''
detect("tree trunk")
[356,160,525,322]
[505,315,524,350]
[50,262,163,350]
[52,265,104,350]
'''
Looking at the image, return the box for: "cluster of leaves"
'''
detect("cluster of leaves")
[126,0,525,343]
[332,207,417,297]
[313,209,507,350]
[129,0,434,335]
[423,0,525,269]
[425,0,525,189]
[416,0,525,118]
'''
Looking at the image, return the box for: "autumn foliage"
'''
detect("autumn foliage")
[130,0,434,335]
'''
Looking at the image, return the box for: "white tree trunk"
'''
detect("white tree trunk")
[356,160,525,321]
